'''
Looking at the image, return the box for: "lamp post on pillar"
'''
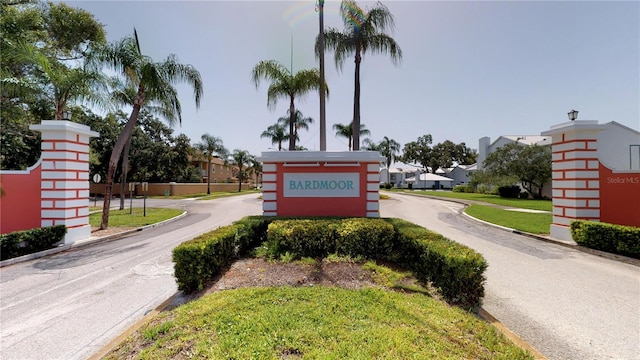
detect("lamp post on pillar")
[568,109,578,121]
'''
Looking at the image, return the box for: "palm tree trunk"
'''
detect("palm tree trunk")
[100,87,145,230]
[288,99,296,151]
[119,134,132,210]
[238,172,242,192]
[352,48,362,151]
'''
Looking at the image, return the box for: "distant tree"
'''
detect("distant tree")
[401,134,434,172]
[483,142,552,198]
[379,136,401,184]
[430,140,477,171]
[277,109,313,149]
[317,0,402,150]
[195,133,227,194]
[229,149,252,192]
[261,123,290,151]
[333,121,370,151]
[251,60,327,151]
[361,137,381,151]
[248,157,263,187]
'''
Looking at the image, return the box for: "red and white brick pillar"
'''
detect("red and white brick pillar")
[541,120,606,241]
[29,120,100,245]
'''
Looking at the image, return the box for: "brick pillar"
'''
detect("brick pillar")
[261,162,277,216]
[29,121,100,244]
[541,120,606,241]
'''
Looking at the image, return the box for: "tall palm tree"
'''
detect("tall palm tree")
[249,157,263,187]
[333,121,370,151]
[251,60,327,151]
[230,149,252,192]
[195,133,227,195]
[317,0,402,150]
[380,136,401,184]
[277,109,313,148]
[362,137,381,151]
[261,123,290,151]
[91,30,203,229]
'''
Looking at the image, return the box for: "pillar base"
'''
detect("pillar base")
[550,224,574,242]
[64,225,91,245]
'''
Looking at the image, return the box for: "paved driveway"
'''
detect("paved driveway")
[381,193,640,360]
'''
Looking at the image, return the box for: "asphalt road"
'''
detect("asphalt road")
[0,194,262,360]
[381,193,640,360]
[2,193,638,360]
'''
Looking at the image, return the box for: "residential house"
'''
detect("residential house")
[190,154,233,184]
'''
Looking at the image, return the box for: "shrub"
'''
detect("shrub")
[335,218,395,259]
[571,220,640,258]
[172,225,237,292]
[476,185,490,194]
[173,216,488,309]
[267,219,338,258]
[384,218,487,308]
[498,185,520,198]
[0,225,67,261]
[452,185,466,193]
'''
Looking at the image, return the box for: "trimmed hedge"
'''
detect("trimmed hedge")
[384,218,487,308]
[173,216,488,308]
[172,216,270,292]
[0,225,67,261]
[570,220,640,259]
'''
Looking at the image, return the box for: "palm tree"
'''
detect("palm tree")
[195,134,227,195]
[229,149,252,192]
[261,123,290,151]
[249,157,263,188]
[277,109,313,148]
[380,136,401,184]
[91,30,203,229]
[251,60,327,151]
[362,137,381,151]
[333,121,370,150]
[317,0,402,150]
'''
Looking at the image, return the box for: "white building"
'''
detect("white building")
[477,135,551,170]
[405,169,455,189]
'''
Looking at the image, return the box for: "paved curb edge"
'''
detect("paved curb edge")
[0,210,188,268]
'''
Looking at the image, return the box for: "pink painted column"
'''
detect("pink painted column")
[30,121,99,244]
[541,121,606,241]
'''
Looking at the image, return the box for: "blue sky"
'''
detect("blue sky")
[66,0,639,158]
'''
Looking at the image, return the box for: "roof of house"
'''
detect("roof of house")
[406,173,454,182]
[496,135,551,146]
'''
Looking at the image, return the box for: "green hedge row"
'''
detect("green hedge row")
[570,220,640,259]
[173,216,487,308]
[266,218,395,260]
[0,225,67,261]
[172,216,270,292]
[385,218,487,307]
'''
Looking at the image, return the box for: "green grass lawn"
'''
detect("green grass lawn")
[395,190,552,211]
[106,286,532,360]
[89,208,183,228]
[465,204,552,234]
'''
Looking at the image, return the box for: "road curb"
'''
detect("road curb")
[390,191,640,267]
[87,292,181,360]
[0,210,187,268]
[478,307,547,359]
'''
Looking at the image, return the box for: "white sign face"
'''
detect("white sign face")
[92,174,101,183]
[283,173,360,198]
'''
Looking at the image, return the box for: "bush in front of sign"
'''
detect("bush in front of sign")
[266,219,339,259]
[335,218,395,259]
[571,220,640,259]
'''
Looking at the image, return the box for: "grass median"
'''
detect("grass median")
[395,190,552,211]
[89,208,184,228]
[106,269,532,359]
[466,204,552,234]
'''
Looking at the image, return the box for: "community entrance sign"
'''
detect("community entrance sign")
[257,151,384,217]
